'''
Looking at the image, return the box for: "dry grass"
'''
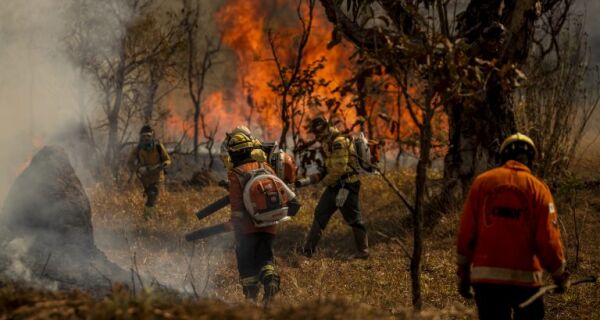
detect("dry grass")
[2,164,598,319]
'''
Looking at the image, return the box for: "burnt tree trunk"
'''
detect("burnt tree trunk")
[279,94,291,150]
[143,62,161,123]
[193,103,200,160]
[106,41,127,178]
[355,69,371,136]
[411,118,432,310]
[443,0,539,198]
[319,0,549,197]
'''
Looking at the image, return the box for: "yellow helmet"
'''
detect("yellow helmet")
[499,132,537,159]
[228,125,263,149]
[227,131,256,153]
[231,125,252,137]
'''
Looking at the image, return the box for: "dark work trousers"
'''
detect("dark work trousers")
[143,183,159,207]
[473,283,544,320]
[314,181,365,231]
[234,231,276,281]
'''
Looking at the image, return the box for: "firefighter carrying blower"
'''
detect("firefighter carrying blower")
[127,125,172,220]
[296,116,373,259]
[225,129,301,306]
[457,133,569,320]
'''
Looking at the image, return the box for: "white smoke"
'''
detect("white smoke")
[0,0,97,199]
[2,237,58,290]
[0,0,136,288]
[574,0,600,67]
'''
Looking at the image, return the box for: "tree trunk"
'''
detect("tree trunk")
[144,65,160,123]
[443,0,537,197]
[193,103,200,161]
[279,94,290,150]
[356,70,369,135]
[106,50,126,178]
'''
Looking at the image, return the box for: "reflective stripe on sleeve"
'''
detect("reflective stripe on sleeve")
[471,266,543,285]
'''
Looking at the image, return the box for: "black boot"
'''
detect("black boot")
[262,274,280,308]
[241,276,259,302]
[302,221,323,257]
[259,264,280,308]
[351,226,369,259]
[242,284,259,302]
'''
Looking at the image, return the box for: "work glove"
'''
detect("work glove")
[295,177,312,188]
[458,276,473,299]
[553,271,571,294]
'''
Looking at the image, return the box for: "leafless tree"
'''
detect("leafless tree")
[182,0,222,162]
[268,0,316,151]
[315,0,567,309]
[67,0,195,180]
[318,0,573,197]
[140,11,185,124]
[199,113,219,168]
[516,15,599,182]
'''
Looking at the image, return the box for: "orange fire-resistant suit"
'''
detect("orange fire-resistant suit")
[457,160,566,287]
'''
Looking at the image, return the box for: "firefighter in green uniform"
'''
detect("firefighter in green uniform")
[296,116,369,259]
[127,125,172,220]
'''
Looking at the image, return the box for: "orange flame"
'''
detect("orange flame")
[163,0,437,150]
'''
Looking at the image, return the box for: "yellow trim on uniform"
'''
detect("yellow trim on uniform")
[260,264,276,278]
[471,266,543,285]
[241,276,259,286]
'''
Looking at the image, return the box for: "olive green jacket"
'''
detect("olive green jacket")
[127,142,171,185]
[321,128,360,186]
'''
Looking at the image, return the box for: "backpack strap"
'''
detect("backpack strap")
[156,141,164,163]
[136,145,142,165]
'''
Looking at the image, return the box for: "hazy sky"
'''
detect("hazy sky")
[575,0,600,66]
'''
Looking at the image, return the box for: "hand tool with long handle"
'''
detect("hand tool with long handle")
[519,276,597,309]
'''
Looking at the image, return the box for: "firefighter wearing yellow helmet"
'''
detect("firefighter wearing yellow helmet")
[225,127,301,306]
[220,126,267,169]
[296,116,368,259]
[457,132,568,319]
[498,132,537,167]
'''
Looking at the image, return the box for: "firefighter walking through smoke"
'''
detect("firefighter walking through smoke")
[127,125,172,220]
[226,128,301,306]
[456,133,570,320]
[296,116,369,259]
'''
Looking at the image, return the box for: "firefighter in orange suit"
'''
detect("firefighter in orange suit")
[226,130,300,306]
[456,133,570,320]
